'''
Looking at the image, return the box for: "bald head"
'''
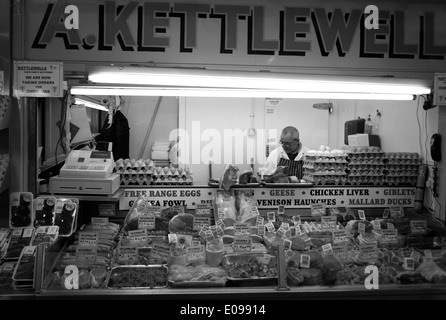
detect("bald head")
[281,126,299,140]
[280,126,301,153]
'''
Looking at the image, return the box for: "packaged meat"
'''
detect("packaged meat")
[214,190,237,223]
[235,190,258,226]
[9,192,34,229]
[34,196,57,227]
[219,164,239,191]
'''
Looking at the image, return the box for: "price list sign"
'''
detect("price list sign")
[311,203,326,216]
[151,244,171,260]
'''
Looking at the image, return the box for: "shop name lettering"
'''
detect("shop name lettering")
[32,1,446,59]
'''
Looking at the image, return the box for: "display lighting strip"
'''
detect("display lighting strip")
[73,97,109,111]
[70,66,431,100]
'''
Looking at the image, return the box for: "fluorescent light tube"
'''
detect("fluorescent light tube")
[74,98,108,111]
[71,86,416,100]
[87,67,431,96]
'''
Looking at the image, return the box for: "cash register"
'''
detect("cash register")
[49,148,120,195]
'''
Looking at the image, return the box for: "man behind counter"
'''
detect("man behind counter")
[261,126,309,180]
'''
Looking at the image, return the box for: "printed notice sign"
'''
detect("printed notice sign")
[14,61,63,97]
[434,73,446,106]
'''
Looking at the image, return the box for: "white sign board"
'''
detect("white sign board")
[14,61,63,97]
[434,73,446,106]
[119,186,416,210]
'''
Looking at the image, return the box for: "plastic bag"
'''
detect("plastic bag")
[219,164,239,191]
[213,190,237,224]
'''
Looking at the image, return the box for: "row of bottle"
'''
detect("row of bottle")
[365,109,382,135]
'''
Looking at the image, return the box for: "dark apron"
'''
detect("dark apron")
[278,157,303,179]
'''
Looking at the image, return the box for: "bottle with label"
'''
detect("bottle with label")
[365,115,373,135]
[372,109,382,135]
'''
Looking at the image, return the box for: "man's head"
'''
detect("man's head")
[280,126,300,154]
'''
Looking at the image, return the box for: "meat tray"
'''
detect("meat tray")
[105,265,168,289]
[168,279,226,288]
[221,253,278,286]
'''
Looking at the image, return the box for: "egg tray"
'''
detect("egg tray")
[348,159,386,165]
[114,166,155,174]
[348,171,385,177]
[304,175,349,186]
[385,158,422,165]
[304,155,348,163]
[303,163,348,171]
[385,177,417,186]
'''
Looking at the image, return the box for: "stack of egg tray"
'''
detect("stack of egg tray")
[346,150,386,185]
[114,159,193,186]
[384,152,422,186]
[303,153,348,185]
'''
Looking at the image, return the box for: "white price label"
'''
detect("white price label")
[292,215,301,225]
[76,247,97,262]
[311,203,326,216]
[195,204,212,216]
[300,254,311,268]
[389,206,404,218]
[79,232,98,247]
[22,228,34,238]
[151,244,170,260]
[267,212,276,222]
[256,216,265,226]
[332,230,349,243]
[138,214,155,230]
[128,229,147,244]
[91,217,109,229]
[118,246,138,262]
[322,243,333,256]
[187,246,205,261]
[404,257,415,271]
[217,208,225,219]
[265,222,276,233]
[381,229,398,242]
[284,239,292,251]
[410,220,427,235]
[257,225,265,236]
[204,230,214,242]
[47,226,59,235]
[424,250,433,260]
[233,237,252,252]
[295,225,303,236]
[358,223,366,235]
[216,219,226,229]
[193,217,211,231]
[371,220,381,230]
[234,223,251,237]
[321,216,337,231]
[411,250,421,263]
[358,210,366,220]
[359,244,378,261]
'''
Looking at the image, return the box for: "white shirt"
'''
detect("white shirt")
[260,144,309,176]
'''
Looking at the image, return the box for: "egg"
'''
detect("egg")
[184,167,191,174]
[178,167,184,174]
[156,167,162,174]
[170,167,176,174]
[319,145,326,151]
[163,166,169,174]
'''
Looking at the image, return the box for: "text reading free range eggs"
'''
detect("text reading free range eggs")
[180,304,266,317]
